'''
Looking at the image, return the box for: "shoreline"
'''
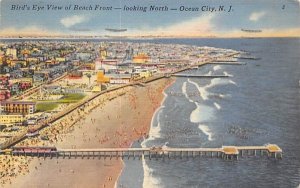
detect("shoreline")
[2,78,175,188]
[115,78,175,188]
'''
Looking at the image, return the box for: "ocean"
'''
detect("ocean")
[117,38,300,188]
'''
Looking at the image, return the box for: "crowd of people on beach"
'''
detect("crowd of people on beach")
[0,155,31,185]
[0,79,173,186]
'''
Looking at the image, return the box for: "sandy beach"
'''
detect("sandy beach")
[2,78,174,188]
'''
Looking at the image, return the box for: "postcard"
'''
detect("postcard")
[0,0,299,187]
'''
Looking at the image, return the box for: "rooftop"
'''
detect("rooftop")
[266,144,282,153]
[0,101,36,105]
[222,146,239,155]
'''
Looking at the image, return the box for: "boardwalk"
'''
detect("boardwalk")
[4,144,283,160]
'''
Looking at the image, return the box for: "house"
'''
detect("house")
[55,57,66,62]
[0,89,10,101]
[68,71,83,79]
[33,72,48,83]
[10,83,20,95]
[10,70,24,79]
[42,85,62,94]
[0,75,9,86]
[2,66,10,73]
[8,60,28,68]
[63,87,84,94]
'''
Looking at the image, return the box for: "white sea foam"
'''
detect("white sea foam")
[219,94,229,98]
[214,102,221,110]
[209,78,228,87]
[188,79,209,100]
[188,78,235,101]
[142,110,162,148]
[190,102,214,123]
[162,142,169,149]
[213,65,222,71]
[206,71,212,76]
[141,91,167,147]
[142,156,161,188]
[189,102,215,142]
[208,78,237,88]
[223,71,233,77]
[182,82,193,103]
[141,91,169,187]
[198,124,213,141]
[229,80,237,85]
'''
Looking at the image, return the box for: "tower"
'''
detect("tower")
[99,47,107,60]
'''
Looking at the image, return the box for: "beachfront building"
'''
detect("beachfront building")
[0,101,36,115]
[91,85,101,92]
[0,114,25,124]
[107,74,132,84]
[96,71,110,83]
[139,70,152,78]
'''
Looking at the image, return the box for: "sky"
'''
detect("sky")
[0,0,299,37]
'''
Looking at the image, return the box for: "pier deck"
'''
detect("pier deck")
[3,144,283,160]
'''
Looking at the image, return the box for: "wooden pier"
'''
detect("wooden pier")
[207,62,246,65]
[172,74,231,78]
[5,144,283,161]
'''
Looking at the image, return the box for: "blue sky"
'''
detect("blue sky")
[0,0,299,37]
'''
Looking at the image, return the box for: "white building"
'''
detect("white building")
[6,48,17,59]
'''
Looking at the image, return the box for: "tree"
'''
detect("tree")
[85,73,92,85]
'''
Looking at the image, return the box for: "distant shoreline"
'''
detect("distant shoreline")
[0,36,299,40]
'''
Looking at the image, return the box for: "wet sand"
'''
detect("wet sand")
[4,78,174,188]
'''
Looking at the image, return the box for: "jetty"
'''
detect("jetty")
[172,74,231,78]
[237,56,261,60]
[207,62,246,65]
[1,144,283,161]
